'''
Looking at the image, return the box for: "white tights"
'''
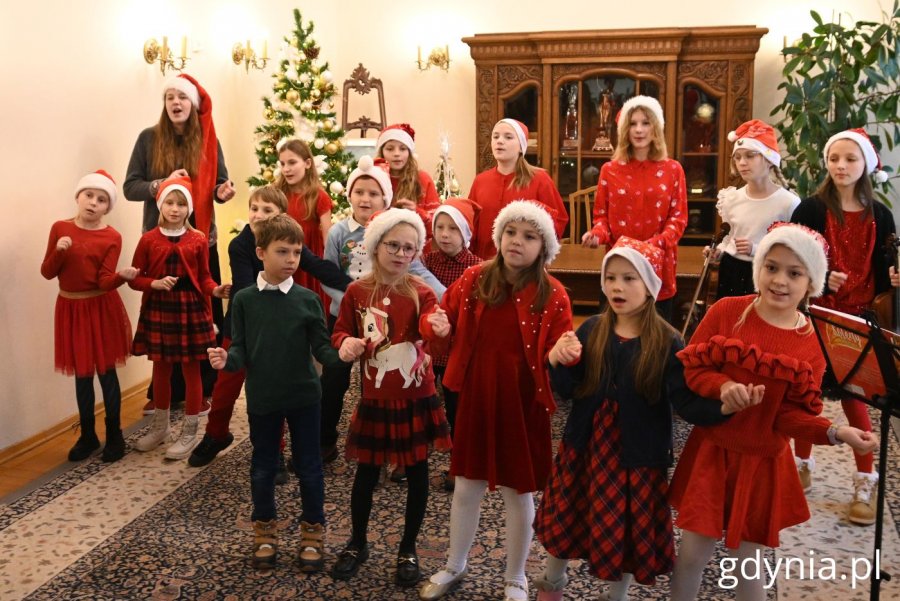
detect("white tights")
[670,530,766,601]
[542,556,633,599]
[437,476,534,587]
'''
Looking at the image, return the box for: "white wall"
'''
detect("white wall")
[0,0,895,451]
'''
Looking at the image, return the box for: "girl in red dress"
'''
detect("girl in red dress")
[790,128,895,525]
[330,208,451,588]
[275,138,333,309]
[41,170,135,463]
[468,119,568,260]
[533,237,735,601]
[376,123,441,239]
[130,175,230,460]
[583,96,687,323]
[420,201,572,601]
[668,223,878,601]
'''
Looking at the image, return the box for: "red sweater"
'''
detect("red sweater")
[332,278,438,399]
[41,220,126,292]
[428,264,573,412]
[677,295,831,457]
[469,167,568,260]
[590,158,687,300]
[128,228,218,298]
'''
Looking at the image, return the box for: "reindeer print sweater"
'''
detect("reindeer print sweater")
[332,279,438,399]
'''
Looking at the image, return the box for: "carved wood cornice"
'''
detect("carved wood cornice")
[552,62,666,85]
[498,65,543,95]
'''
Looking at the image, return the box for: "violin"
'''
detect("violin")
[871,233,900,332]
[681,223,731,338]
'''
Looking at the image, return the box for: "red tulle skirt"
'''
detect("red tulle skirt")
[54,291,132,377]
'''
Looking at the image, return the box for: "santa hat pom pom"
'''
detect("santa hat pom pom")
[357,155,374,171]
[727,130,738,142]
[874,170,889,184]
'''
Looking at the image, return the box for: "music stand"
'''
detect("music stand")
[806,305,900,601]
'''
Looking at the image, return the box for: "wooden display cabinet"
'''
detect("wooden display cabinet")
[463,26,767,245]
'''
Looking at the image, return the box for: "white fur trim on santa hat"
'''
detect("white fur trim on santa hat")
[433,205,473,247]
[346,155,393,206]
[163,75,200,108]
[753,225,827,297]
[363,208,427,256]
[156,183,194,216]
[601,247,663,301]
[376,128,415,154]
[497,119,528,155]
[617,96,665,130]
[75,171,117,212]
[824,130,888,184]
[492,200,561,265]
[730,138,781,167]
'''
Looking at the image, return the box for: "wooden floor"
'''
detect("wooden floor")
[0,384,149,499]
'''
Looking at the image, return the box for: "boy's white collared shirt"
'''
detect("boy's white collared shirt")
[256,272,293,294]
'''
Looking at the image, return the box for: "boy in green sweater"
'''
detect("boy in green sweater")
[208,214,343,572]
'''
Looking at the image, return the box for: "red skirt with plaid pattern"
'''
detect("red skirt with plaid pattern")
[345,394,452,467]
[132,251,215,362]
[534,399,674,585]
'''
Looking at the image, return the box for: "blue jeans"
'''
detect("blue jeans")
[249,403,325,524]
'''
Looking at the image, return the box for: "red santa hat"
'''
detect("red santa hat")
[163,74,200,108]
[824,128,889,184]
[492,200,561,264]
[753,222,829,297]
[346,155,394,206]
[601,236,664,301]
[156,175,194,216]
[617,95,665,130]
[496,118,528,155]
[363,208,427,255]
[728,119,781,167]
[376,123,416,154]
[75,169,117,212]
[432,197,481,248]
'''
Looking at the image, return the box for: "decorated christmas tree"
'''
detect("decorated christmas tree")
[433,133,461,201]
[247,9,356,216]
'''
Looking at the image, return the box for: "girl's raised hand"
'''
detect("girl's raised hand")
[216,180,236,202]
[734,238,752,255]
[118,266,139,281]
[339,337,367,362]
[56,236,72,252]
[550,331,582,366]
[169,168,189,179]
[828,271,849,292]
[393,198,416,211]
[213,283,232,299]
[207,347,227,370]
[151,276,178,291]
[427,307,451,338]
[837,426,879,454]
[581,231,601,248]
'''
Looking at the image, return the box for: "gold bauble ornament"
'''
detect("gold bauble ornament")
[311,89,321,100]
[450,178,460,193]
[322,120,334,132]
[300,101,313,112]
[263,169,274,182]
[285,90,300,104]
[263,107,275,121]
[325,142,338,155]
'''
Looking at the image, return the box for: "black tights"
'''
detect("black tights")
[350,460,429,554]
[75,370,122,436]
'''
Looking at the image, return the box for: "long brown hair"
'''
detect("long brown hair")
[151,108,202,178]
[612,105,668,162]
[511,155,537,189]
[575,299,677,402]
[275,139,323,221]
[476,242,551,312]
[813,173,874,226]
[377,145,423,202]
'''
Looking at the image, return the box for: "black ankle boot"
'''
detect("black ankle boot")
[68,433,101,461]
[102,425,126,463]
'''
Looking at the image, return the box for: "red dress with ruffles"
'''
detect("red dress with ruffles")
[40,220,132,377]
[668,295,832,548]
[287,187,333,309]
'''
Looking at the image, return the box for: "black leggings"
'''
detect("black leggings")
[75,370,122,435]
[350,461,429,554]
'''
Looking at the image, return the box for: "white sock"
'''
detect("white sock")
[430,476,487,584]
[499,485,535,585]
[670,530,717,601]
[543,555,569,587]
[605,573,633,600]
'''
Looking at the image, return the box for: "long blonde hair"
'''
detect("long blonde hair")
[612,105,668,162]
[151,108,202,178]
[576,299,677,401]
[275,139,323,221]
[377,145,423,202]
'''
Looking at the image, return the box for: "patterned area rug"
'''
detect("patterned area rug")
[2,368,900,600]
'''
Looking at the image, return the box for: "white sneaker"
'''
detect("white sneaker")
[165,415,201,460]
[134,409,170,452]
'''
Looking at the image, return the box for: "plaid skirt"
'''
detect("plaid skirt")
[534,400,674,585]
[345,394,452,467]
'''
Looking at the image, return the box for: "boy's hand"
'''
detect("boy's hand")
[428,307,451,338]
[56,236,72,251]
[339,337,366,362]
[837,426,879,454]
[151,276,178,291]
[118,266,139,281]
[212,283,232,299]
[216,180,236,202]
[207,347,227,370]
[549,331,581,366]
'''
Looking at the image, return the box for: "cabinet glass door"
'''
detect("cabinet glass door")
[680,84,720,244]
[504,86,539,165]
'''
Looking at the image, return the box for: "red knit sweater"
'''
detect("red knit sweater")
[41,220,126,292]
[677,295,832,457]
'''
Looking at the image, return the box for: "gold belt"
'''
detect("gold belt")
[58,289,106,299]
